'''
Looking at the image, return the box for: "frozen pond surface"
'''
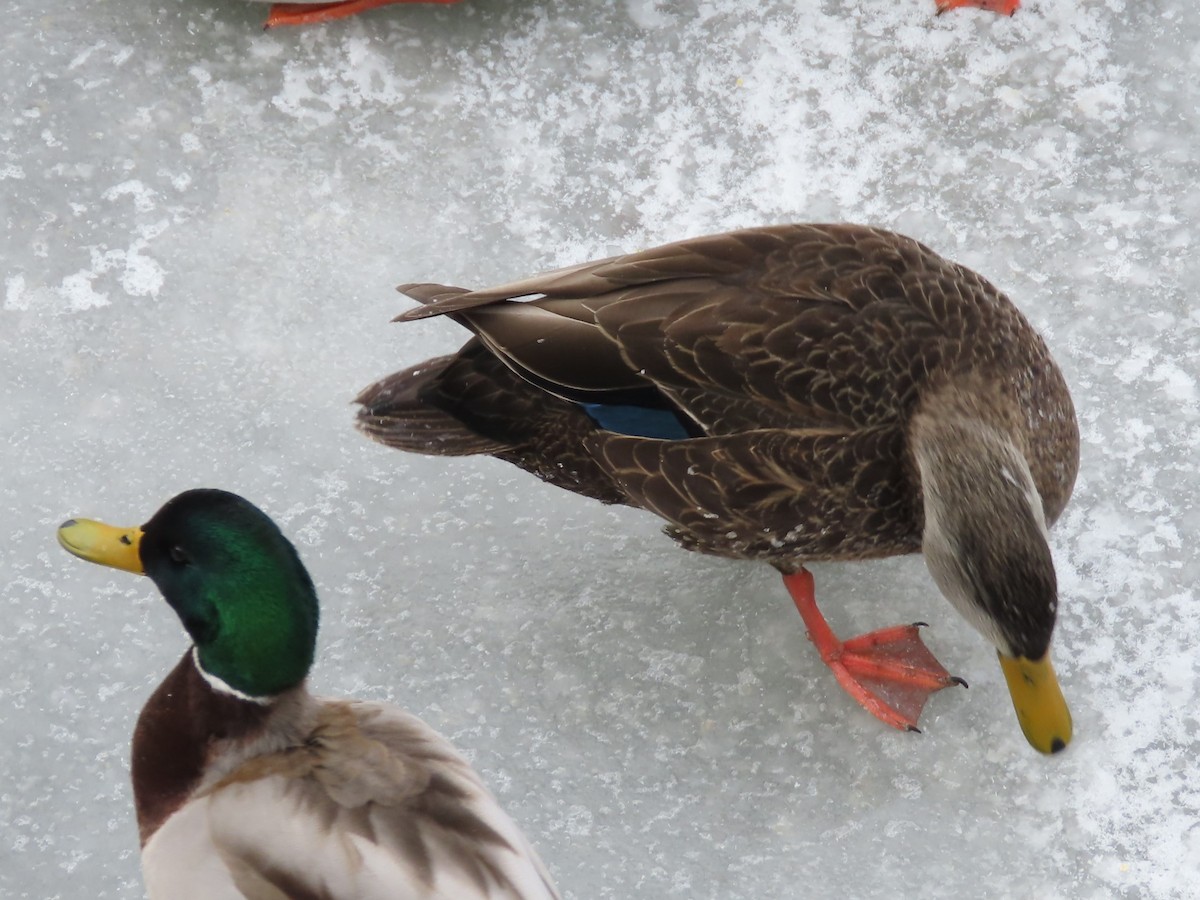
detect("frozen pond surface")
[3,0,1199,896]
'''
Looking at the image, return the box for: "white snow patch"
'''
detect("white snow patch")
[4,273,29,311]
[57,269,110,311]
[102,179,157,213]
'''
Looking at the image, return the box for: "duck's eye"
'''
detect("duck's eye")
[168,546,190,565]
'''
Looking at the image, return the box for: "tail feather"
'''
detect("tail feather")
[394,283,474,322]
[355,354,513,456]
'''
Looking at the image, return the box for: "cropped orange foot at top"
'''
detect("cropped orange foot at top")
[936,0,1019,15]
[265,0,461,29]
[783,568,966,732]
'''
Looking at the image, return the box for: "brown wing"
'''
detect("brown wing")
[580,224,1009,433]
[389,225,1015,435]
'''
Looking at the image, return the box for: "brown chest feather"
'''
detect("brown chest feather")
[131,652,272,846]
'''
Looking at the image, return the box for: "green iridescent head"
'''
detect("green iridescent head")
[59,489,318,698]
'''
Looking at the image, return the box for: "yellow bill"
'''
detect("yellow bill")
[57,519,145,575]
[999,651,1072,754]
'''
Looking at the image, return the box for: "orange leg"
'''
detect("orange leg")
[935,0,1019,15]
[266,0,461,29]
[783,568,965,732]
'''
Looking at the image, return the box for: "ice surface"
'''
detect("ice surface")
[2,0,1198,897]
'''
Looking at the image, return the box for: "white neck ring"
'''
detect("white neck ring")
[192,647,273,706]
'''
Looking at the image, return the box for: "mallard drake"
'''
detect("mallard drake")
[58,489,560,899]
[356,223,1079,754]
[260,0,460,29]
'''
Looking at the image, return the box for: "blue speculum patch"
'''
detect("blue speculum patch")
[580,402,693,440]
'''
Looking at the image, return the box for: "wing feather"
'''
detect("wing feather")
[386,224,987,435]
[585,427,920,562]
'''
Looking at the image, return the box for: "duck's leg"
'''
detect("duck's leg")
[265,0,461,29]
[935,0,1019,15]
[782,568,965,731]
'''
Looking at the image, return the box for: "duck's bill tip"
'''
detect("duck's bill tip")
[998,652,1072,755]
[57,519,145,574]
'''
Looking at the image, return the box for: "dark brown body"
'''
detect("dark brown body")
[357,224,1079,571]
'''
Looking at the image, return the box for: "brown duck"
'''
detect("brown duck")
[356,223,1079,754]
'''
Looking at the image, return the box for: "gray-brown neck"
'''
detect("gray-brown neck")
[910,389,1058,660]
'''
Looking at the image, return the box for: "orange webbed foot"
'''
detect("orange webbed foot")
[265,0,460,29]
[936,0,1020,16]
[783,569,966,732]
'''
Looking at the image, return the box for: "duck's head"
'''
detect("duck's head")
[913,410,1072,755]
[58,489,318,701]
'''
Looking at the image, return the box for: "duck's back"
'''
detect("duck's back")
[579,224,1079,522]
[572,224,1041,435]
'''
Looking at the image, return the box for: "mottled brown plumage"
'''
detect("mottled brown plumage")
[356,224,1080,749]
